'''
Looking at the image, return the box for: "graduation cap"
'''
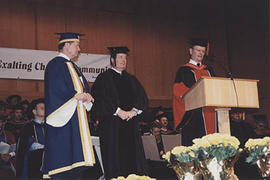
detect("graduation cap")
[189,38,209,48]
[107,46,130,56]
[55,32,84,44]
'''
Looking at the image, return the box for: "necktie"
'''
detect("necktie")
[71,61,85,92]
[71,62,82,77]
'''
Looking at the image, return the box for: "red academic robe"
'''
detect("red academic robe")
[173,63,217,145]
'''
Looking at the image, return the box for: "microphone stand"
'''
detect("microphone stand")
[225,65,239,107]
[208,55,239,106]
[227,70,234,80]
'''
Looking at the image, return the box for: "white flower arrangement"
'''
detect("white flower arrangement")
[162,133,242,180]
[162,145,196,164]
[245,136,270,164]
[192,133,241,162]
[111,174,156,180]
[163,133,241,163]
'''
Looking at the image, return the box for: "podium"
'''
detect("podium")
[183,76,259,134]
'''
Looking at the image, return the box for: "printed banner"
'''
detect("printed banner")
[0,47,110,82]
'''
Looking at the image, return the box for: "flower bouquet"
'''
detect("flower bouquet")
[162,146,201,180]
[245,136,270,177]
[111,174,156,180]
[192,133,241,180]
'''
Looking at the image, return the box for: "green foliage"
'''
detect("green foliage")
[195,144,239,162]
[170,152,196,164]
[246,146,270,164]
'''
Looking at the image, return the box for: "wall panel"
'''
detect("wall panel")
[36,5,66,50]
[0,0,268,121]
[0,2,36,49]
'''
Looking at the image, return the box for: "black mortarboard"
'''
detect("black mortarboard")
[107,46,130,56]
[189,38,208,48]
[55,32,84,44]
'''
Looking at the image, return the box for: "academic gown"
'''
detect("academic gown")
[173,63,216,146]
[42,56,95,178]
[5,121,27,142]
[91,69,148,179]
[16,121,45,179]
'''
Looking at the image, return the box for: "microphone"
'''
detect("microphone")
[207,56,233,79]
[226,71,233,80]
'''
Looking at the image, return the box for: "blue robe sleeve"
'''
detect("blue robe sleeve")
[44,58,77,117]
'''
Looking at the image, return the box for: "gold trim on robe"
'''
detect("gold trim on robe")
[43,62,95,178]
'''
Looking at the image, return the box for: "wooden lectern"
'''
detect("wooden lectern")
[183,76,259,135]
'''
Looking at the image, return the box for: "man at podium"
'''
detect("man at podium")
[173,38,217,146]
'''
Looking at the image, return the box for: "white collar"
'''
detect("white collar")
[33,119,44,124]
[58,53,70,61]
[111,67,122,74]
[189,59,201,66]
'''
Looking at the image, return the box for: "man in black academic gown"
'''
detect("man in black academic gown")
[16,98,45,179]
[91,46,149,179]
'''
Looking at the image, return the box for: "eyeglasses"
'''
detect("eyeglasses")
[193,48,206,54]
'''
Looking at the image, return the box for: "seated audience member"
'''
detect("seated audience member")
[16,98,45,179]
[19,100,30,119]
[253,114,270,138]
[0,101,7,121]
[5,95,22,115]
[5,105,29,142]
[138,110,151,135]
[0,118,16,179]
[149,106,164,122]
[150,122,164,157]
[157,113,173,135]
[155,109,165,118]
[229,109,255,147]
[19,100,29,112]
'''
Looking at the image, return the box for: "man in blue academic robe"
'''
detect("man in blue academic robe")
[42,33,95,178]
[16,98,45,179]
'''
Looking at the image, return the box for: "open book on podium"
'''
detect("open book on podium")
[182,76,259,135]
